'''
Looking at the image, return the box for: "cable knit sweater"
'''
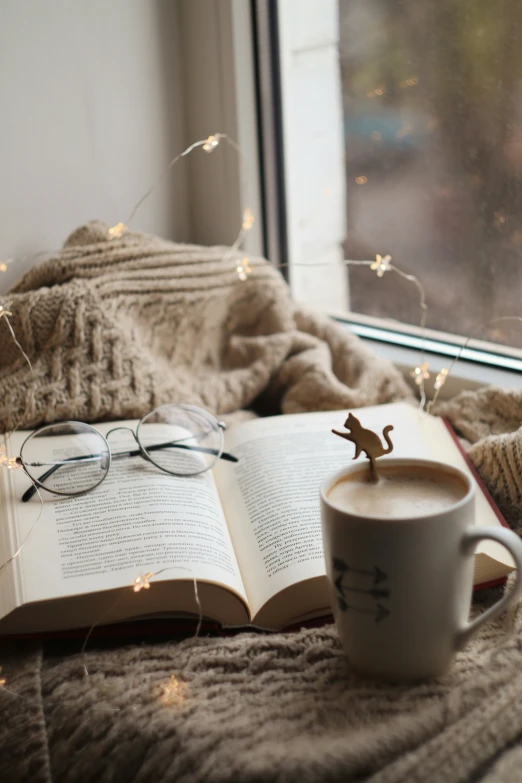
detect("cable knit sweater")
[0,221,521,783]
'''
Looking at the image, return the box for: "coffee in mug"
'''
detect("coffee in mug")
[320,458,522,682]
[327,464,467,520]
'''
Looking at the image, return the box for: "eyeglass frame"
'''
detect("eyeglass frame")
[16,404,238,503]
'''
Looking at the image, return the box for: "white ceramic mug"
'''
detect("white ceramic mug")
[320,458,522,682]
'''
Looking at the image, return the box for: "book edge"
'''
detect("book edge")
[441,416,511,590]
[441,417,508,530]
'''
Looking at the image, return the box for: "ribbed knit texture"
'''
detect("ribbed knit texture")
[437,388,522,532]
[0,221,521,783]
[0,220,411,432]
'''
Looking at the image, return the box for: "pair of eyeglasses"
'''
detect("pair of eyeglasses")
[16,404,238,502]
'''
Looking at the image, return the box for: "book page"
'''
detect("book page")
[214,402,512,624]
[214,408,388,620]
[0,423,248,623]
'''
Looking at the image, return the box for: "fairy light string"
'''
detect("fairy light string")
[0,665,22,701]
[1,306,34,379]
[119,134,225,232]
[0,290,39,576]
[0,129,436,416]
[279,254,430,408]
[0,477,44,578]
[104,133,258,286]
[145,565,203,637]
[109,133,248,239]
[0,328,40,580]
[82,565,202,678]
[1,127,518,414]
[426,316,522,413]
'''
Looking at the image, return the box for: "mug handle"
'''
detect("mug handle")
[456,527,522,650]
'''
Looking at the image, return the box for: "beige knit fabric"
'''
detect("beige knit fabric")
[0,221,522,783]
[0,220,411,432]
[1,605,522,783]
[437,389,522,532]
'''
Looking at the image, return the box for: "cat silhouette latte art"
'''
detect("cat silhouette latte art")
[332,413,394,482]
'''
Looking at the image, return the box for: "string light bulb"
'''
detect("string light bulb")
[0,261,10,272]
[159,675,187,706]
[236,258,252,282]
[434,368,449,391]
[0,667,5,687]
[0,300,12,319]
[242,208,255,231]
[107,223,127,239]
[202,134,222,153]
[0,445,22,470]
[371,254,392,277]
[132,572,154,592]
[410,362,430,386]
[400,77,419,88]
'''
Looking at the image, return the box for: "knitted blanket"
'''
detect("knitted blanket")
[1,221,521,783]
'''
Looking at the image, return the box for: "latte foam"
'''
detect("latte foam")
[327,466,467,519]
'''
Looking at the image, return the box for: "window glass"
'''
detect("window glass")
[340,0,522,349]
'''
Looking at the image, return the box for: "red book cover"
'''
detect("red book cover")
[442,417,509,590]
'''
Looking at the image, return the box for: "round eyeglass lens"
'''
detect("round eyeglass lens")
[20,422,110,496]
[137,404,223,476]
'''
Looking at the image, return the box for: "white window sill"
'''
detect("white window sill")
[334,317,522,399]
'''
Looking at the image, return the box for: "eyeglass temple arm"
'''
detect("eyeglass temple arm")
[123,443,238,462]
[20,443,238,503]
[19,454,96,503]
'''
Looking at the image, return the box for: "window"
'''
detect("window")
[271,0,522,363]
[340,0,522,351]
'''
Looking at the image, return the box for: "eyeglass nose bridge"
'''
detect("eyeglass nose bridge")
[104,425,151,463]
[105,426,139,442]
[105,425,139,450]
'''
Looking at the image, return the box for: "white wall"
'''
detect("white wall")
[178,0,263,255]
[0,0,188,292]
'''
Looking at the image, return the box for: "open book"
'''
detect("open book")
[0,402,514,634]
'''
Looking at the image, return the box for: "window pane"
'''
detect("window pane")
[340,0,522,349]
